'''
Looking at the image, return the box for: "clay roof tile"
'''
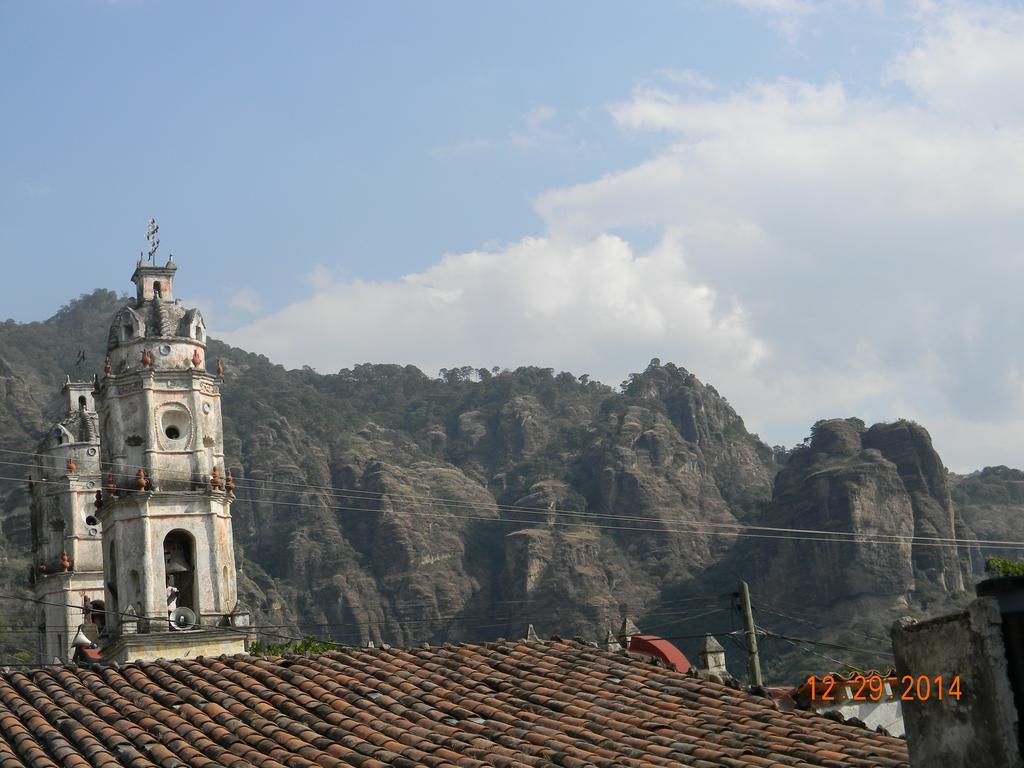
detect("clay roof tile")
[0,640,908,768]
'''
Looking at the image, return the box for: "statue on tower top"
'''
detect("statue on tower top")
[146,218,160,263]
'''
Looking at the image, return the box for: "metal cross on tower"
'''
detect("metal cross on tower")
[146,218,160,263]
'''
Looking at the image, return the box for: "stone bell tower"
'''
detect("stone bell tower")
[28,378,105,663]
[94,220,248,662]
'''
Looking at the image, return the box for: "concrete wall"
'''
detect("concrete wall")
[816,693,905,737]
[103,627,246,664]
[30,423,105,664]
[891,597,1022,768]
[35,574,104,663]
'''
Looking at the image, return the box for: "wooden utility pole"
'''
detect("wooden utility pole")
[738,580,763,690]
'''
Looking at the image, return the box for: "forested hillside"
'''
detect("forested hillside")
[0,290,1012,679]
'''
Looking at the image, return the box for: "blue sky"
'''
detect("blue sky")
[4,1,1024,470]
[2,1,906,318]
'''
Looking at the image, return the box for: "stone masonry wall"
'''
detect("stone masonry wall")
[891,597,1021,768]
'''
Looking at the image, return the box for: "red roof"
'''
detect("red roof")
[627,634,692,672]
[0,639,910,767]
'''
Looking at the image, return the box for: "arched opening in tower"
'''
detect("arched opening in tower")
[163,531,196,616]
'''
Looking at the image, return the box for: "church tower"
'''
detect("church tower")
[28,379,105,663]
[94,220,248,662]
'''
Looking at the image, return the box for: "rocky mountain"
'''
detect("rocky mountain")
[951,466,1024,560]
[0,290,1006,679]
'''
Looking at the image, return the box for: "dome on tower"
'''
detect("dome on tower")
[103,224,208,374]
[38,380,99,453]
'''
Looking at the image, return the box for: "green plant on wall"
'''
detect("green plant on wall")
[985,556,1024,578]
[250,635,339,656]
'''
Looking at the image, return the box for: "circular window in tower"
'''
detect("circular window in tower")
[158,406,192,449]
[159,343,172,356]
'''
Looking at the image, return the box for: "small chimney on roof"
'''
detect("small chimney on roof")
[699,634,727,675]
[602,629,623,652]
[618,616,641,647]
[525,624,540,642]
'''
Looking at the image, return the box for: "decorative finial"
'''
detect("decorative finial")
[104,356,112,377]
[142,348,153,368]
[146,218,160,263]
[61,551,72,572]
[210,466,223,491]
[136,468,147,491]
[66,457,78,475]
[225,469,235,494]
[216,358,224,377]
[191,349,202,368]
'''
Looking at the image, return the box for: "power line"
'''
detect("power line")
[0,591,731,649]
[0,588,887,669]
[10,468,1022,555]
[755,602,889,646]
[0,591,306,652]
[0,592,723,633]
[2,446,1016,550]
[759,632,860,675]
[223,597,726,634]
[6,445,976,546]
[757,626,894,659]
[761,595,903,646]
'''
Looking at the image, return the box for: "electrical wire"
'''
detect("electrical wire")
[9,468,1022,554]
[757,626,893,658]
[0,591,308,650]
[759,632,865,675]
[0,583,725,636]
[0,436,995,662]
[755,602,890,646]
[222,596,726,634]
[2,446,1018,551]
[0,591,733,650]
[761,594,911,646]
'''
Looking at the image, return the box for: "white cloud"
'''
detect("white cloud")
[511,105,561,149]
[21,180,51,199]
[533,5,1024,469]
[225,233,766,389]
[429,138,492,158]
[656,69,717,91]
[726,0,818,40]
[888,5,1024,123]
[729,0,816,16]
[226,4,1024,471]
[229,287,262,315]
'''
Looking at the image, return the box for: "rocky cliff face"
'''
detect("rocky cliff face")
[951,466,1024,566]
[217,353,779,646]
[755,418,973,612]
[0,290,1006,678]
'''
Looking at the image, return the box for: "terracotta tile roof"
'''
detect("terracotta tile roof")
[0,639,908,767]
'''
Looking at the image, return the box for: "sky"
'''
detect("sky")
[2,1,1024,472]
